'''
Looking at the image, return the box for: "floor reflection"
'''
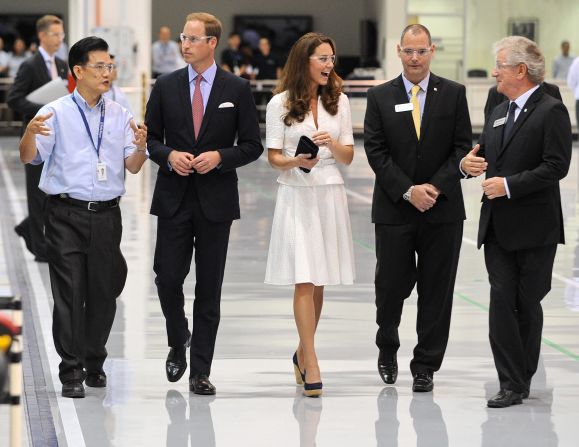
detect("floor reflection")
[292,388,323,447]
[375,387,399,446]
[165,389,216,447]
[410,393,448,447]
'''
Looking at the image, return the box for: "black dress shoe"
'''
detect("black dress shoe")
[412,371,434,392]
[85,371,107,388]
[166,336,191,383]
[487,389,523,408]
[189,374,216,395]
[14,223,33,254]
[378,351,398,384]
[62,380,85,398]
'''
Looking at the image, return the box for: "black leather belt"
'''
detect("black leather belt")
[50,194,120,212]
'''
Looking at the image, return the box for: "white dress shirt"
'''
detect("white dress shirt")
[33,89,139,201]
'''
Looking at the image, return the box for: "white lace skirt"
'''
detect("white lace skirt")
[265,183,355,286]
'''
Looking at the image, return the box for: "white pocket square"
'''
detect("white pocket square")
[218,102,234,108]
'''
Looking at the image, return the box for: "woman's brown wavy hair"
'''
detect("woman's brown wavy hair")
[274,32,343,126]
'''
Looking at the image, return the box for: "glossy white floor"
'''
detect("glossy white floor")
[1,136,578,447]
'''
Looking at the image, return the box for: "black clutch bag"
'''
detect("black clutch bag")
[294,135,319,173]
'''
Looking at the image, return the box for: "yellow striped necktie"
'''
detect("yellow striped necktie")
[410,84,421,139]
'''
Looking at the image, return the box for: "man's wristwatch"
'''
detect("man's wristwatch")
[403,185,415,201]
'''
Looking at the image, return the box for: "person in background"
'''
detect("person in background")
[0,37,10,77]
[364,24,472,393]
[462,36,572,408]
[152,26,183,78]
[220,32,244,75]
[103,54,132,114]
[566,54,579,129]
[18,36,148,398]
[552,40,574,80]
[265,32,355,398]
[255,37,282,80]
[7,15,68,262]
[8,38,31,77]
[28,42,38,55]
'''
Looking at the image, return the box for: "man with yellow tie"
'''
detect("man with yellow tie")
[364,24,472,392]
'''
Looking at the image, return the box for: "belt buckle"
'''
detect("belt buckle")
[87,201,98,212]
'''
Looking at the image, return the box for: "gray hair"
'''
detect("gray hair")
[493,36,545,84]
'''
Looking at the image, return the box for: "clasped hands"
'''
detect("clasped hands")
[461,144,506,199]
[410,183,440,212]
[168,150,221,175]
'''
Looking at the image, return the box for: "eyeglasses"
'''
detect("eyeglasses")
[180,33,214,45]
[310,55,336,64]
[494,61,517,70]
[46,31,66,39]
[400,48,432,57]
[84,63,116,73]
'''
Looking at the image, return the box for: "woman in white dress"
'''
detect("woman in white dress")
[265,33,355,397]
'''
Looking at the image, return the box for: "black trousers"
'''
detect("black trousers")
[484,229,556,393]
[44,197,127,383]
[374,220,463,375]
[154,179,231,377]
[17,163,48,257]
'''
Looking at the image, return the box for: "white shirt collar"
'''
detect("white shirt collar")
[38,46,54,63]
[511,84,541,111]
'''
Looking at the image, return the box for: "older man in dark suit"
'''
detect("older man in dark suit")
[483,81,562,125]
[7,15,68,262]
[364,24,472,392]
[145,12,263,395]
[462,36,572,408]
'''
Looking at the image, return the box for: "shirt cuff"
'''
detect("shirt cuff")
[458,157,468,178]
[503,178,511,199]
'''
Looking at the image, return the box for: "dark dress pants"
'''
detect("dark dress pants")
[18,163,48,257]
[484,228,557,393]
[44,198,127,383]
[375,220,463,375]
[154,179,231,377]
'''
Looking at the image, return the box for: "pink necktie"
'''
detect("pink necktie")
[192,74,204,139]
[50,57,58,79]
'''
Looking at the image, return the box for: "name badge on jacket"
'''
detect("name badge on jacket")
[395,103,414,113]
[493,117,506,127]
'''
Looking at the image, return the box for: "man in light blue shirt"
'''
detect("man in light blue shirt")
[552,40,574,80]
[152,26,184,78]
[19,36,148,399]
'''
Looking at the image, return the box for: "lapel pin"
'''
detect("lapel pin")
[524,108,527,112]
[433,87,438,91]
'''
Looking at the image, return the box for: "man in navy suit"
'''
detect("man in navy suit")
[364,24,472,393]
[8,15,68,261]
[145,12,263,395]
[462,36,572,408]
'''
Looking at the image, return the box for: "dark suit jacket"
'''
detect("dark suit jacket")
[364,73,472,224]
[477,87,572,250]
[145,65,263,222]
[483,82,562,125]
[7,52,68,126]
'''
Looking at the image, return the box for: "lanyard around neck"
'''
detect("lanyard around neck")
[71,94,105,158]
